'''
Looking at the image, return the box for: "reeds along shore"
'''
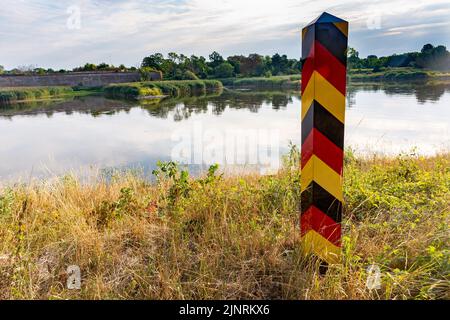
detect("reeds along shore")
[0,80,224,104]
[0,150,448,299]
[0,87,74,104]
[103,80,223,100]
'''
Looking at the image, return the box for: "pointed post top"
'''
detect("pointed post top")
[305,12,347,27]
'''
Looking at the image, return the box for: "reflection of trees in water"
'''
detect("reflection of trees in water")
[414,84,448,104]
[0,95,135,119]
[211,91,296,112]
[0,90,299,121]
[141,90,298,121]
[346,87,358,109]
[143,95,210,121]
[349,82,450,104]
[3,82,445,120]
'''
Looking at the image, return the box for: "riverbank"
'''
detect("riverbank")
[349,68,450,82]
[222,69,450,90]
[221,75,301,90]
[0,80,223,105]
[0,151,448,299]
[2,71,449,105]
[0,87,75,104]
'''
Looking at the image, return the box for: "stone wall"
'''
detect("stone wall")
[0,71,161,88]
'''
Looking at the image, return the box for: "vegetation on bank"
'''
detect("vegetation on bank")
[348,68,450,83]
[0,151,448,299]
[2,43,448,84]
[0,87,74,105]
[104,80,223,100]
[221,75,301,89]
[141,52,301,80]
[348,44,450,71]
[349,68,436,82]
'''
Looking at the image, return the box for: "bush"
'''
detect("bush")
[214,62,234,78]
[104,80,223,100]
[139,67,163,81]
[384,70,428,80]
[182,71,200,80]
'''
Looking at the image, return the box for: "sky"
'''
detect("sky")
[0,0,449,70]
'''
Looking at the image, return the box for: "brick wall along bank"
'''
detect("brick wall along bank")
[0,71,161,88]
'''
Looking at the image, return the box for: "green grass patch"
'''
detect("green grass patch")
[104,80,223,100]
[0,87,74,105]
[103,84,163,100]
[349,68,438,82]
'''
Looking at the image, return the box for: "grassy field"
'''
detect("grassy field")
[104,80,223,100]
[0,150,448,300]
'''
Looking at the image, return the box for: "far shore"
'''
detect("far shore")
[1,69,450,105]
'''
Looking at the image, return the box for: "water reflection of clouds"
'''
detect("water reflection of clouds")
[0,84,449,180]
[346,87,450,155]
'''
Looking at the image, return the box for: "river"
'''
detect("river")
[0,82,449,181]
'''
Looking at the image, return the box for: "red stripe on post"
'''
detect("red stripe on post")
[301,205,342,246]
[314,41,347,95]
[301,128,344,175]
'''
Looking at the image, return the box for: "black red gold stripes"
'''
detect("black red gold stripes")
[300,12,348,264]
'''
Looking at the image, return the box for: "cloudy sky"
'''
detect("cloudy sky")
[0,0,449,69]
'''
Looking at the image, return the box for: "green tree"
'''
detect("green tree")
[208,51,224,69]
[416,44,450,70]
[347,47,361,69]
[190,55,208,79]
[271,53,289,75]
[214,62,234,78]
[0,65,4,74]
[142,53,165,71]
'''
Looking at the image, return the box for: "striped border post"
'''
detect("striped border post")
[300,12,348,265]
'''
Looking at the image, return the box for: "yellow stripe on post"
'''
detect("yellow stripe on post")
[300,155,344,202]
[333,22,349,37]
[302,230,341,264]
[301,71,346,124]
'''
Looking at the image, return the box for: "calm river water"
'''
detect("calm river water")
[0,83,449,181]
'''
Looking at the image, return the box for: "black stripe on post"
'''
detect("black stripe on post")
[301,100,345,150]
[300,181,343,221]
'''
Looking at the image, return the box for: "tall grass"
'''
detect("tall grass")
[0,152,448,299]
[144,80,223,97]
[0,87,74,105]
[349,68,431,81]
[103,84,163,100]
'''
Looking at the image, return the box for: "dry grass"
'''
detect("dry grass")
[0,152,448,300]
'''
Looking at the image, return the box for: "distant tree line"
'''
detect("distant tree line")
[141,52,301,80]
[0,63,137,75]
[348,44,450,71]
[1,43,448,77]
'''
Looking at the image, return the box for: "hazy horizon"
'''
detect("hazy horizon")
[0,0,449,70]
